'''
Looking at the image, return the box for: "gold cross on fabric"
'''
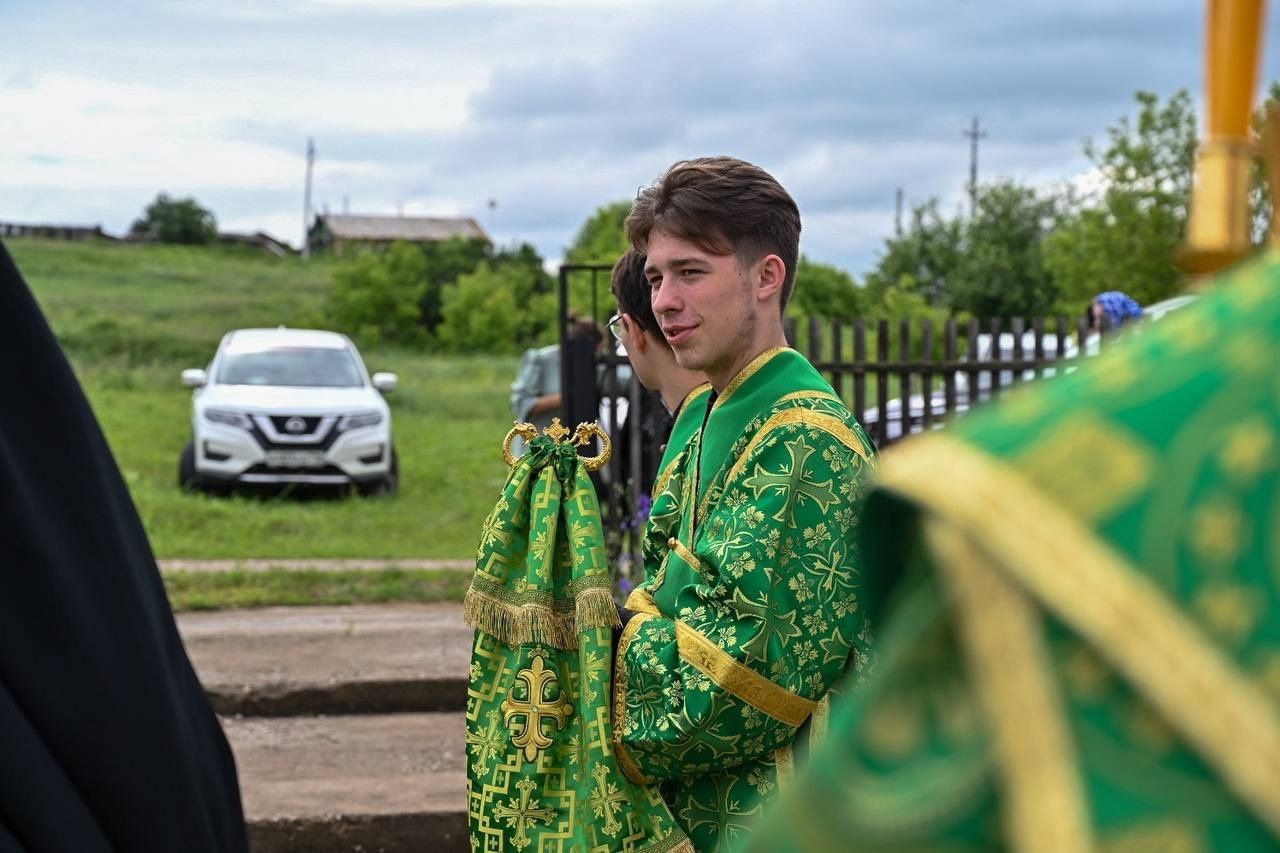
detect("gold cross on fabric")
[502,654,574,763]
[493,777,557,849]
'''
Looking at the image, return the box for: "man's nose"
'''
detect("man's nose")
[651,276,677,315]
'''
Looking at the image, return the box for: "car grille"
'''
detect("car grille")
[248,414,339,450]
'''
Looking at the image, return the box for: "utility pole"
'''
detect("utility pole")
[894,187,904,237]
[302,137,315,260]
[963,116,986,218]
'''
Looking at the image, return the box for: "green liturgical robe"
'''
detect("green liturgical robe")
[614,347,877,851]
[464,425,692,852]
[748,256,1280,852]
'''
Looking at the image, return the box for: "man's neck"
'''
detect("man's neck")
[707,330,789,393]
[659,373,706,415]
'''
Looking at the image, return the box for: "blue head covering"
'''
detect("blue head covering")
[1095,291,1144,328]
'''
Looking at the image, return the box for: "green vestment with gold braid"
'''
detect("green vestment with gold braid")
[614,347,878,851]
[748,256,1280,852]
[465,432,692,852]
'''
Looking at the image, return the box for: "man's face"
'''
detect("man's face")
[646,229,756,386]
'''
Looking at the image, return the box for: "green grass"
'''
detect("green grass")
[8,237,518,561]
[162,568,470,612]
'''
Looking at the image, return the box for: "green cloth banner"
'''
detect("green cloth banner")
[465,426,692,852]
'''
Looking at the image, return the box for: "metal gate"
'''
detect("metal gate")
[558,264,672,600]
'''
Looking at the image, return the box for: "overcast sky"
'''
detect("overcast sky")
[5,0,1280,276]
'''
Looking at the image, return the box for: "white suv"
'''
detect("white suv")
[179,328,398,496]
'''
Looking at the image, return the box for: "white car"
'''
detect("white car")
[179,328,398,495]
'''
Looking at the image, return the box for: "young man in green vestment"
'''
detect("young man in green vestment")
[609,156,877,851]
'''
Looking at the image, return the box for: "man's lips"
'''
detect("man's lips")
[662,323,696,345]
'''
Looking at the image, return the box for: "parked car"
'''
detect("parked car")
[179,328,399,496]
[861,296,1199,446]
[861,330,1088,445]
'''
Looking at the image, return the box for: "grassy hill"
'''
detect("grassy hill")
[7,237,515,559]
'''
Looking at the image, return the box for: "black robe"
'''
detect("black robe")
[0,241,247,852]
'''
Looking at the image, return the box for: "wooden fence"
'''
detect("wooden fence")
[782,314,1115,448]
[569,314,1114,593]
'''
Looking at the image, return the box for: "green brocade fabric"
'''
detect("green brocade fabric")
[464,434,692,852]
[747,256,1280,852]
[616,349,878,851]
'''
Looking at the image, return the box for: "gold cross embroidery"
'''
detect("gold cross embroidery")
[493,777,557,850]
[502,654,573,763]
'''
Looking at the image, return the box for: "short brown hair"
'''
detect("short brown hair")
[610,248,669,349]
[625,156,801,309]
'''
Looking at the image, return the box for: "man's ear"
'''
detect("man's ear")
[755,254,786,304]
[623,314,648,354]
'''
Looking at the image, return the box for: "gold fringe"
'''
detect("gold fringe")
[463,584,620,651]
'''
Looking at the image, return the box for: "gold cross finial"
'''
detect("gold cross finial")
[544,417,570,443]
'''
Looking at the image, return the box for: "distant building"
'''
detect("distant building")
[218,231,296,258]
[306,214,490,256]
[0,221,117,242]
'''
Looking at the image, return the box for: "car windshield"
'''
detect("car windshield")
[217,347,364,387]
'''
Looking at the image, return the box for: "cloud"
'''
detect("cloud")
[7,0,1280,276]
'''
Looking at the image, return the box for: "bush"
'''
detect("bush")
[130,193,218,245]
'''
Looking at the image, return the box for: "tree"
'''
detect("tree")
[129,193,218,244]
[1043,90,1198,307]
[326,241,430,349]
[418,237,492,334]
[863,200,964,308]
[436,259,556,354]
[787,256,866,320]
[565,201,632,265]
[949,180,1061,318]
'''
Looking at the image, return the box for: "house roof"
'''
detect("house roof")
[316,214,489,243]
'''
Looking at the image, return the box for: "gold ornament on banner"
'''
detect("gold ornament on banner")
[503,417,612,471]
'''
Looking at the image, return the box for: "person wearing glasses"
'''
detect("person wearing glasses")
[607,248,710,458]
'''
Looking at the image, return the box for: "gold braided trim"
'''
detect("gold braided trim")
[700,407,873,523]
[880,434,1280,838]
[774,743,795,793]
[775,390,840,406]
[675,621,816,727]
[463,579,619,651]
[927,518,1093,853]
[637,831,695,853]
[667,536,702,573]
[613,612,656,785]
[810,693,831,748]
[652,385,709,499]
[678,382,713,414]
[713,346,790,409]
[624,587,662,615]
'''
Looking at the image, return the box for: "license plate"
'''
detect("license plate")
[264,450,326,468]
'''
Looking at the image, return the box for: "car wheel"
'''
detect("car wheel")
[179,439,203,493]
[359,447,399,497]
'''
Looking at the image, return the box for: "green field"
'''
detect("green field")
[8,237,516,561]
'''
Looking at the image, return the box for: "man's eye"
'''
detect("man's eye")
[649,277,662,290]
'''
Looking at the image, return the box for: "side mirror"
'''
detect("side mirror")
[372,372,398,393]
[182,368,207,388]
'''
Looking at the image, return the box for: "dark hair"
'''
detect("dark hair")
[610,248,669,350]
[625,156,802,309]
[568,315,603,349]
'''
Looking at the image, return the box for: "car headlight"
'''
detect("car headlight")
[203,408,253,429]
[338,411,384,431]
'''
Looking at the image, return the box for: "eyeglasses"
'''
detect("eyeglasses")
[607,313,624,341]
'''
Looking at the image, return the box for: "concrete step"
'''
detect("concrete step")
[226,712,469,853]
[179,604,472,715]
